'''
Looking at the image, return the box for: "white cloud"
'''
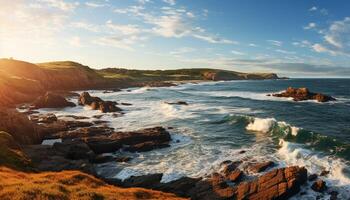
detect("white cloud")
[303,22,316,30]
[94,36,135,51]
[163,0,176,6]
[248,43,257,47]
[275,49,295,54]
[37,0,79,11]
[231,50,245,55]
[71,22,100,32]
[170,47,195,55]
[309,6,317,11]
[138,0,152,4]
[106,20,141,35]
[292,40,311,48]
[192,34,237,44]
[267,40,282,46]
[312,17,350,56]
[85,2,107,8]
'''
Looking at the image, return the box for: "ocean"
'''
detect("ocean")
[38,78,350,199]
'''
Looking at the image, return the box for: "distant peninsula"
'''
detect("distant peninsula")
[0,58,280,106]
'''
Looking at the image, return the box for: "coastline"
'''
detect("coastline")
[3,83,341,199]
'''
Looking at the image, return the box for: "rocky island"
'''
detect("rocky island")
[270,87,336,102]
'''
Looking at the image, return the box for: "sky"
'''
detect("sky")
[1,0,350,77]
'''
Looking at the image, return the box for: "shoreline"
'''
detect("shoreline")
[6,85,342,199]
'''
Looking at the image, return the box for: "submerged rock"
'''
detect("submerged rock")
[271,87,336,102]
[78,92,122,113]
[32,92,76,109]
[165,101,188,105]
[311,179,327,193]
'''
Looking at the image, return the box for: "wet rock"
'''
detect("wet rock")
[189,173,236,200]
[53,141,95,160]
[308,174,318,181]
[0,108,43,144]
[52,126,114,139]
[78,92,122,113]
[32,92,76,109]
[22,110,40,115]
[226,169,243,182]
[155,177,202,197]
[236,166,308,200]
[248,161,275,173]
[124,141,170,152]
[271,87,336,102]
[320,170,330,177]
[23,145,96,175]
[165,101,188,105]
[115,156,131,163]
[60,115,90,120]
[238,150,246,154]
[92,120,109,125]
[30,113,58,124]
[90,155,115,164]
[121,102,132,106]
[92,115,104,119]
[87,127,171,154]
[329,191,338,200]
[311,179,327,193]
[122,174,163,188]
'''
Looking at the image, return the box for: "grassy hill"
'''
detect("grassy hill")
[0,58,279,106]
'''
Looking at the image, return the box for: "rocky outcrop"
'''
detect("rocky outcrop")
[236,166,307,200]
[271,87,336,102]
[32,92,75,109]
[0,131,32,170]
[0,108,43,144]
[78,92,122,113]
[248,161,275,173]
[87,127,171,154]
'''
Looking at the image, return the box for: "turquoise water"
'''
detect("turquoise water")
[36,79,350,199]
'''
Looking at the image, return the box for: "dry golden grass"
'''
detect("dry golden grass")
[0,167,187,200]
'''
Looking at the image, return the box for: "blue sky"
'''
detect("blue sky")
[1,0,350,77]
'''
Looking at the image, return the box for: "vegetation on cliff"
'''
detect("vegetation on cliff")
[0,58,279,106]
[0,167,185,200]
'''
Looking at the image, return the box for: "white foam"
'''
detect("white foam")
[246,118,277,133]
[277,140,350,199]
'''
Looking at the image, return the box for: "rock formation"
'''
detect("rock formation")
[78,92,122,113]
[32,92,76,109]
[271,87,336,102]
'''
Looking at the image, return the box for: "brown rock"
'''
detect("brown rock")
[0,108,43,144]
[235,166,307,200]
[30,113,58,124]
[311,179,327,192]
[78,92,122,113]
[271,87,336,102]
[87,127,171,154]
[308,174,318,181]
[32,92,76,109]
[249,161,275,173]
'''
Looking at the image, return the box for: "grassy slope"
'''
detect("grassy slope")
[0,167,186,200]
[0,58,278,106]
[0,131,186,200]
